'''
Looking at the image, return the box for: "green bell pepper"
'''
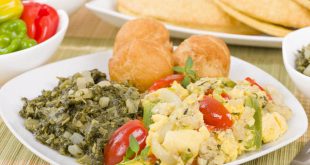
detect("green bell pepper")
[20,37,37,50]
[142,100,155,129]
[0,19,37,55]
[0,19,27,38]
[244,96,262,150]
[0,35,20,54]
[0,0,23,23]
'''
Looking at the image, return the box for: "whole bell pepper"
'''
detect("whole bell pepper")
[0,19,37,55]
[21,2,59,43]
[0,0,23,23]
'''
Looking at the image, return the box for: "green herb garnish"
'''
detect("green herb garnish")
[119,135,150,164]
[173,57,198,87]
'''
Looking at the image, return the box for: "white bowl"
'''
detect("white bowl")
[0,10,69,85]
[283,27,310,98]
[35,0,87,15]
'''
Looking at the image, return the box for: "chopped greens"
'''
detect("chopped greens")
[19,69,142,165]
[296,45,310,76]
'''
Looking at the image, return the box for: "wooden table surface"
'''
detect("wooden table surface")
[0,7,309,165]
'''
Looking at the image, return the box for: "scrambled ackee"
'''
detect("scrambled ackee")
[142,77,291,165]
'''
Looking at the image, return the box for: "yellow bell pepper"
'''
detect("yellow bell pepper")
[0,0,23,23]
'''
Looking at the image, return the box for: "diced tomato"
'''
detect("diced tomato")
[205,89,214,95]
[206,125,216,131]
[199,96,233,129]
[221,92,231,100]
[245,77,272,100]
[104,120,148,165]
[148,74,184,92]
[148,154,158,164]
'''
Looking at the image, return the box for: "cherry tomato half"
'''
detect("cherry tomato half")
[104,120,148,165]
[199,96,233,129]
[245,77,272,100]
[148,74,184,92]
[21,2,59,43]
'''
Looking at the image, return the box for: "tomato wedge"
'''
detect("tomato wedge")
[104,120,148,165]
[21,2,59,43]
[245,77,272,100]
[199,96,233,129]
[148,74,184,92]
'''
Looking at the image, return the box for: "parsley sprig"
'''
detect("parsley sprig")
[119,135,150,165]
[173,57,198,87]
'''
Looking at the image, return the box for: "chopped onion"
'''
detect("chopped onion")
[68,144,83,157]
[70,133,84,144]
[99,97,110,108]
[303,64,310,76]
[97,80,111,87]
[126,99,138,113]
[76,77,87,89]
[63,131,72,139]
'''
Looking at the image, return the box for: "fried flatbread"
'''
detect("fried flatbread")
[219,0,310,28]
[294,0,310,10]
[212,0,292,37]
[117,0,260,35]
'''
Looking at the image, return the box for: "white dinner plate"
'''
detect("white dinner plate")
[0,51,307,165]
[85,0,283,48]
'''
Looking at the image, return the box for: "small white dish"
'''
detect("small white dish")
[85,0,283,48]
[0,51,307,165]
[0,10,69,85]
[283,27,310,98]
[34,0,87,15]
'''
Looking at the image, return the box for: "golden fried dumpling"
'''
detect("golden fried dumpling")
[114,18,172,53]
[173,35,230,77]
[109,39,173,91]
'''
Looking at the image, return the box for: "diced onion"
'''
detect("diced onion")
[99,97,110,108]
[68,144,83,157]
[70,133,84,144]
[303,64,310,76]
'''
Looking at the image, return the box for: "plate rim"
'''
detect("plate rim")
[0,51,307,165]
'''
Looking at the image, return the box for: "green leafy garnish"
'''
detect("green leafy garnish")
[129,135,140,153]
[173,57,198,87]
[140,146,150,158]
[119,135,151,165]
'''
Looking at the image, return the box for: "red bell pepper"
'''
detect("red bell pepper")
[21,2,59,43]
[148,74,185,92]
[245,77,272,100]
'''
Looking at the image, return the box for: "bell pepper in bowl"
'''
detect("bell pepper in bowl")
[0,0,23,23]
[0,19,37,55]
[0,1,68,85]
[21,2,59,43]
